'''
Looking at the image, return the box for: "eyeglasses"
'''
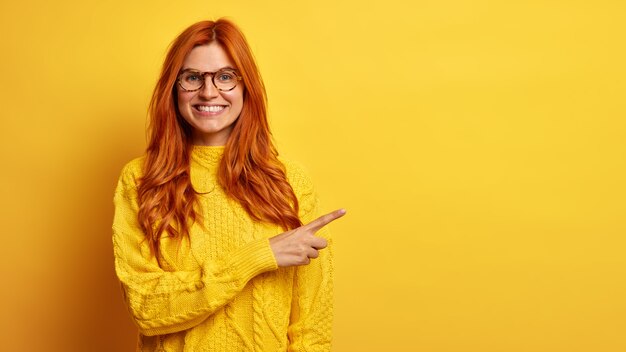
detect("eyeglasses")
[177,68,242,92]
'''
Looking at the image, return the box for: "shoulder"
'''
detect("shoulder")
[279,157,320,220]
[116,156,145,189]
[279,157,315,195]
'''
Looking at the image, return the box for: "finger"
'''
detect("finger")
[307,236,328,250]
[304,208,347,232]
[307,248,320,259]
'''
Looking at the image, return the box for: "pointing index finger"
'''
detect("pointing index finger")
[304,208,347,232]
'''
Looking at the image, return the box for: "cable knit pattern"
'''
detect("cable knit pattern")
[252,278,265,352]
[112,145,334,351]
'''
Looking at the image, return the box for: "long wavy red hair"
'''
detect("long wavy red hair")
[137,19,302,257]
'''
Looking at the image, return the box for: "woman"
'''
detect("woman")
[112,19,345,351]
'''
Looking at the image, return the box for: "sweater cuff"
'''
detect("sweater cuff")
[228,238,278,283]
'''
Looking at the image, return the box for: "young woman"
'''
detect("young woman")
[112,19,345,351]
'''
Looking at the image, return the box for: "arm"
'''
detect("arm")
[286,164,335,351]
[112,161,277,336]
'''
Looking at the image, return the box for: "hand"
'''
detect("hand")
[269,209,346,267]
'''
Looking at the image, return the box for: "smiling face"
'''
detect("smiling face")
[177,42,244,146]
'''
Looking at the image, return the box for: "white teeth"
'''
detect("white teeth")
[197,105,225,112]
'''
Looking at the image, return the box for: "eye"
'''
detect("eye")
[216,71,236,82]
[184,73,202,82]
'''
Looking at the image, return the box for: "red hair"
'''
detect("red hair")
[137,19,301,257]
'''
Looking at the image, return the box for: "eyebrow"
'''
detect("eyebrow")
[180,66,238,72]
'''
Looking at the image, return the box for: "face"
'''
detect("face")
[177,42,244,146]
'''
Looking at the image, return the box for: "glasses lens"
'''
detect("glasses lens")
[180,71,204,91]
[214,70,238,90]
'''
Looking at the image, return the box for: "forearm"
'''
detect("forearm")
[115,236,278,336]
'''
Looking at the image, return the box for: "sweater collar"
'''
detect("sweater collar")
[191,145,225,169]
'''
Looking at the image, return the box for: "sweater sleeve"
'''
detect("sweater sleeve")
[112,160,278,336]
[285,162,335,352]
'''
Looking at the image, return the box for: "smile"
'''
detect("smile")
[195,105,226,112]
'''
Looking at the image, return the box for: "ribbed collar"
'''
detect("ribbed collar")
[191,145,225,169]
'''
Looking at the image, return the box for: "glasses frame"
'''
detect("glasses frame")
[177,68,243,92]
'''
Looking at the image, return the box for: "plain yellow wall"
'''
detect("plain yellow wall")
[1,1,624,351]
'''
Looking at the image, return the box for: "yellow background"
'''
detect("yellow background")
[1,0,624,351]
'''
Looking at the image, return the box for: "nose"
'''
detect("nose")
[198,75,219,99]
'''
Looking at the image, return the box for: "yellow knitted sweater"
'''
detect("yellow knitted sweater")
[112,146,333,352]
